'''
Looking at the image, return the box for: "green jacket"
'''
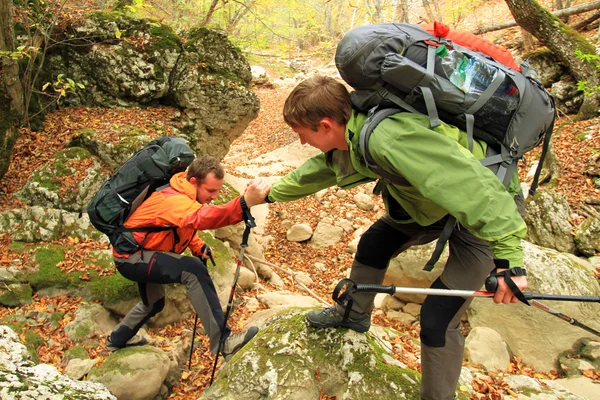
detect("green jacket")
[268,110,526,266]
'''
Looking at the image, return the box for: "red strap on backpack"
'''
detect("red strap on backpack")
[423,21,521,71]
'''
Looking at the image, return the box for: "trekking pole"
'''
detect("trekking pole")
[210,200,255,385]
[188,248,216,371]
[332,279,600,338]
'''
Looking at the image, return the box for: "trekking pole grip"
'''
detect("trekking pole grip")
[354,283,397,295]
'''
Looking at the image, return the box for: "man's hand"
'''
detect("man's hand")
[243,178,271,207]
[198,244,215,266]
[492,268,528,304]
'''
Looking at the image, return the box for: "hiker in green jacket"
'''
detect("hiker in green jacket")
[265,76,528,400]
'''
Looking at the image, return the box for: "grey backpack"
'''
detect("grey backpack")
[335,23,556,268]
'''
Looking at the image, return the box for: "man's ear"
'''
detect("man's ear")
[319,117,334,132]
[189,177,198,186]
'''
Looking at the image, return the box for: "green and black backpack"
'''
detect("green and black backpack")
[87,136,195,254]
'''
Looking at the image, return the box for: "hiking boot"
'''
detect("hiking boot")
[222,326,259,359]
[306,306,371,333]
[106,332,148,351]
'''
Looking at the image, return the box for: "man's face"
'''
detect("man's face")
[194,172,223,204]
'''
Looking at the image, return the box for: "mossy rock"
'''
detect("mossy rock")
[204,310,422,400]
[62,345,90,366]
[0,283,33,307]
[3,323,44,363]
[26,244,137,305]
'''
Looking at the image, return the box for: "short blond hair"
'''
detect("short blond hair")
[283,76,352,131]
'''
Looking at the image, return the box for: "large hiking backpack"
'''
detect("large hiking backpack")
[87,136,195,254]
[336,22,555,188]
[335,22,556,269]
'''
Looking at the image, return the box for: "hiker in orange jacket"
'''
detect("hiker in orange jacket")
[107,156,270,358]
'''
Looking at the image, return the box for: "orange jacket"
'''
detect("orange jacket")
[113,172,243,258]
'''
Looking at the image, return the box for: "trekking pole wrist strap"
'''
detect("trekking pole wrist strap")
[240,196,256,229]
[486,262,529,305]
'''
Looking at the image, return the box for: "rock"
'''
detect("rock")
[310,221,344,248]
[386,310,416,325]
[524,189,575,253]
[293,271,313,287]
[380,295,406,312]
[65,358,99,380]
[257,291,321,309]
[353,193,375,211]
[64,303,118,346]
[0,207,105,242]
[237,267,256,290]
[402,303,421,317]
[201,311,422,399]
[15,147,107,212]
[0,326,115,399]
[574,216,600,257]
[467,241,600,372]
[286,223,313,242]
[383,242,447,303]
[464,327,510,372]
[0,283,33,307]
[88,346,170,400]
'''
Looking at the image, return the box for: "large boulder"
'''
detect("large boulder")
[0,325,116,399]
[467,241,600,372]
[524,189,575,253]
[202,310,423,400]
[88,346,171,400]
[45,10,259,160]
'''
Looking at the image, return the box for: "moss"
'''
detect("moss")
[50,312,65,329]
[27,245,79,290]
[89,346,162,378]
[0,284,33,307]
[8,241,27,253]
[88,9,131,25]
[149,24,182,51]
[31,170,61,191]
[215,311,421,398]
[197,231,232,276]
[85,272,138,306]
[63,345,90,362]
[214,181,239,205]
[5,323,43,362]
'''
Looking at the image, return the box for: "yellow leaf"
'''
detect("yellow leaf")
[181,371,190,380]
[116,29,122,39]
[459,385,469,392]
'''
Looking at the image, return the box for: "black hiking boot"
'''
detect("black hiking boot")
[306,306,371,333]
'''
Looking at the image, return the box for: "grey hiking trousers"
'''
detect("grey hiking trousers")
[347,192,525,400]
[110,251,229,354]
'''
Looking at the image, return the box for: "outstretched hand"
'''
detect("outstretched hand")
[243,178,271,207]
[492,269,528,304]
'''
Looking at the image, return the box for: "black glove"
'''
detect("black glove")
[198,244,215,266]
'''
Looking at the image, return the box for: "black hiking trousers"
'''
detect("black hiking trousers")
[109,250,229,354]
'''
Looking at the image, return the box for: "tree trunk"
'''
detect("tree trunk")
[0,0,24,180]
[474,0,600,34]
[201,0,220,27]
[422,0,442,23]
[504,0,600,120]
[521,27,535,51]
[397,0,410,23]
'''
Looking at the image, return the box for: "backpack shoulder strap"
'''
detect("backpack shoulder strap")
[359,107,411,187]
